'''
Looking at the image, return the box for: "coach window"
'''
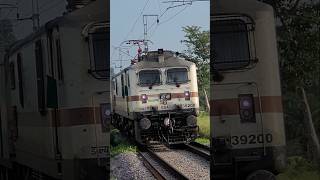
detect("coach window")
[9,62,15,90]
[17,53,24,107]
[212,17,255,70]
[88,26,108,80]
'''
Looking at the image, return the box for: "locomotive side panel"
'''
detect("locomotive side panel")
[5,34,61,177]
[1,0,110,179]
[211,0,286,177]
[57,21,109,160]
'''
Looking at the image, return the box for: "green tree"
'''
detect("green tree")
[181,26,210,111]
[271,0,320,160]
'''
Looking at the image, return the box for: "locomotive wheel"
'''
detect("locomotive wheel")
[246,170,276,180]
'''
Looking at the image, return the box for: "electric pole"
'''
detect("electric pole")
[143,15,158,52]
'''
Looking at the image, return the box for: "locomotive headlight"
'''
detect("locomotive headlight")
[141,94,148,103]
[186,115,197,126]
[184,91,190,100]
[140,118,151,130]
[238,94,256,123]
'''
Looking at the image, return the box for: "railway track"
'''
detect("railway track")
[138,142,210,180]
[138,143,189,180]
[184,142,210,160]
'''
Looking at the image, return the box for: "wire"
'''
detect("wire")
[120,0,151,45]
[158,4,189,25]
[143,4,190,40]
[112,46,136,59]
[137,6,169,39]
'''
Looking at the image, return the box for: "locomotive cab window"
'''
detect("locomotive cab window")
[212,15,256,70]
[88,24,109,80]
[138,70,161,86]
[166,68,189,84]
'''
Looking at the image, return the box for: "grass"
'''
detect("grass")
[197,111,210,138]
[110,129,137,157]
[276,156,320,180]
[110,142,137,157]
[195,137,210,145]
[196,111,210,145]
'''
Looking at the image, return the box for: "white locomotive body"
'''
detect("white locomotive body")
[211,0,286,179]
[0,0,110,179]
[112,50,200,144]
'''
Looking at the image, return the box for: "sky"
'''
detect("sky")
[1,0,209,73]
[111,0,209,72]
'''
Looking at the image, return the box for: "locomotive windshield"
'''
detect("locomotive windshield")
[166,68,189,84]
[138,70,161,86]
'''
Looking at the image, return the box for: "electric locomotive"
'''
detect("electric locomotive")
[211,0,286,179]
[112,50,200,145]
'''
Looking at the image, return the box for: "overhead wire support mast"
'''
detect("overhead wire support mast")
[143,14,159,52]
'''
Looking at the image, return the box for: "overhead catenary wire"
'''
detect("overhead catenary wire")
[120,0,151,45]
[111,0,151,68]
[148,4,189,38]
[112,0,199,68]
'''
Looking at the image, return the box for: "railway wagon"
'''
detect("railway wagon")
[0,0,110,179]
[211,0,286,179]
[112,50,200,145]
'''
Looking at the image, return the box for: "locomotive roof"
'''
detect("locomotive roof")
[113,51,195,78]
[5,0,109,56]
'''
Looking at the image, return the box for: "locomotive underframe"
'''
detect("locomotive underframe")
[113,108,199,145]
[211,145,285,180]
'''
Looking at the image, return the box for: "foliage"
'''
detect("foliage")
[181,26,210,111]
[276,156,320,180]
[110,143,137,157]
[197,112,210,138]
[110,129,136,157]
[195,137,210,145]
[271,0,320,160]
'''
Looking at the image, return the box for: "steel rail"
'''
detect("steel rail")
[184,142,211,160]
[138,151,167,180]
[138,144,189,180]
